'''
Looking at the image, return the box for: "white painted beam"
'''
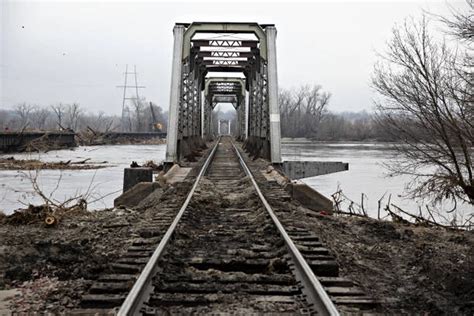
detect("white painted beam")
[266,26,282,163]
[165,25,185,163]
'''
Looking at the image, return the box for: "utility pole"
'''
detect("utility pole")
[117,64,146,132]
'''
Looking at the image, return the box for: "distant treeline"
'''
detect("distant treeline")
[4,89,394,142]
[0,99,167,134]
[307,111,395,141]
[279,85,394,141]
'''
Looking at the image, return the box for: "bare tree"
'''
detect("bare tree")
[131,97,146,132]
[0,110,10,130]
[51,104,66,129]
[373,16,473,205]
[438,0,474,42]
[279,84,331,138]
[66,103,82,131]
[31,107,51,130]
[303,85,331,135]
[85,111,117,133]
[13,103,35,129]
[4,104,124,132]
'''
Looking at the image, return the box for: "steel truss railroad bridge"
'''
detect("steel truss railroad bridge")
[165,22,282,164]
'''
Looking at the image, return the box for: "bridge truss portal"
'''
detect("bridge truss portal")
[165,22,282,164]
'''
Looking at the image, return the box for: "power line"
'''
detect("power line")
[116,64,146,132]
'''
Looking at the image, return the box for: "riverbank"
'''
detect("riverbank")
[306,212,474,314]
[0,131,76,153]
[0,207,140,313]
[282,140,473,225]
[77,131,166,146]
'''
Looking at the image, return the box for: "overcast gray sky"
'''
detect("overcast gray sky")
[0,0,466,115]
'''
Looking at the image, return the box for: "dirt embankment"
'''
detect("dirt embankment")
[2,195,471,314]
[304,212,474,314]
[0,207,140,313]
[0,176,191,313]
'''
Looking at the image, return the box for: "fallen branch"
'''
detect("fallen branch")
[377,192,387,220]
[384,204,412,225]
[2,169,111,226]
[389,203,472,229]
[331,187,368,217]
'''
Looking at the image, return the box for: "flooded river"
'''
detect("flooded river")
[0,145,166,214]
[1,142,472,224]
[283,141,472,222]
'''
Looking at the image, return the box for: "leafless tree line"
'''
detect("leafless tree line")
[279,85,331,138]
[316,112,390,141]
[121,98,167,133]
[0,100,167,133]
[278,86,399,141]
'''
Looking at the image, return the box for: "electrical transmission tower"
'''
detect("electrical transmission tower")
[116,64,146,132]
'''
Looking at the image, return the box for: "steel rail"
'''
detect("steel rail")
[231,140,340,316]
[118,137,221,316]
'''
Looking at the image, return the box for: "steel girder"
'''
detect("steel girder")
[179,60,201,139]
[180,22,269,60]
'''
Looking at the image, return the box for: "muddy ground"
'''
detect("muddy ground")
[305,212,473,314]
[0,207,141,313]
[1,206,471,314]
[0,176,192,313]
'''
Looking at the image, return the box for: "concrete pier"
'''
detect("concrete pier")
[280,161,349,180]
[123,167,153,192]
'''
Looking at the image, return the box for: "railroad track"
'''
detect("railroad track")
[79,136,377,315]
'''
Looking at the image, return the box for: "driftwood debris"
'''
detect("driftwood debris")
[0,157,105,170]
[331,188,472,230]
